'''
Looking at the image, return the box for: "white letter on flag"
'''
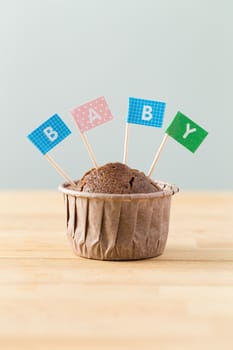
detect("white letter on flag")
[141,105,153,121]
[43,127,58,142]
[182,123,197,139]
[88,108,102,124]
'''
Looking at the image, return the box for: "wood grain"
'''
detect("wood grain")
[0,191,233,350]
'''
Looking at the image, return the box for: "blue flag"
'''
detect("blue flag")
[28,114,71,154]
[127,97,166,128]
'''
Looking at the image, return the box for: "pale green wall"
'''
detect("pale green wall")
[1,0,232,189]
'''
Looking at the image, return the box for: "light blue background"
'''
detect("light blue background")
[0,0,232,190]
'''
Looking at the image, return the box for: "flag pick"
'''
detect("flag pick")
[123,97,166,164]
[70,96,114,168]
[147,111,209,178]
[166,111,208,153]
[27,114,76,186]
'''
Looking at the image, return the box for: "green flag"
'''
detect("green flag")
[166,111,208,153]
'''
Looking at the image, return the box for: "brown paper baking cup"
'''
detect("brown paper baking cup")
[58,181,179,260]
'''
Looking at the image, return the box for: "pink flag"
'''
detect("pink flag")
[70,96,114,133]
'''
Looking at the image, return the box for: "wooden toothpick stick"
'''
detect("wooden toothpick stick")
[79,132,98,168]
[44,154,76,186]
[123,123,130,164]
[147,134,169,178]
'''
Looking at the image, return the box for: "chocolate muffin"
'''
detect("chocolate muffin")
[59,163,178,261]
[76,162,160,194]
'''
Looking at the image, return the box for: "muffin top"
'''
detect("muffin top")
[75,162,160,194]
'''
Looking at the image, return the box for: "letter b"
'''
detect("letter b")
[141,105,153,121]
[43,127,58,142]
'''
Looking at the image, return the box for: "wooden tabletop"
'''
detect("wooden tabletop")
[0,191,233,350]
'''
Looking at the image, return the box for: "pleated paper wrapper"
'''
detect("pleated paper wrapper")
[59,182,178,260]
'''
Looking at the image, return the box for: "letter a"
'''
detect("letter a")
[182,123,197,139]
[43,127,58,142]
[88,108,102,123]
[141,105,153,121]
